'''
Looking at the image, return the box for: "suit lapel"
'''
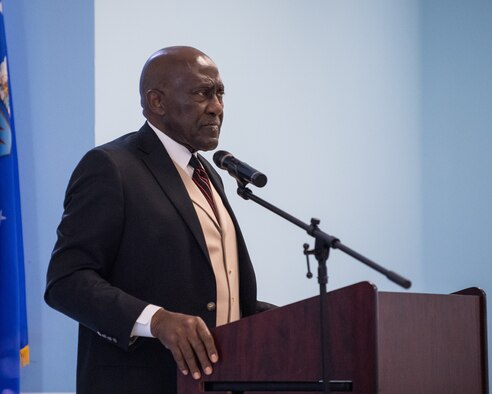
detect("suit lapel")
[136,124,211,264]
[200,155,236,223]
[200,154,249,248]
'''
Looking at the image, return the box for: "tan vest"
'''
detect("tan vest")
[174,162,240,326]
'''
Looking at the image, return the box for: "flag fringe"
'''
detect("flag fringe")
[20,345,30,367]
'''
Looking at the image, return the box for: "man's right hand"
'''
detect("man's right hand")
[150,308,219,380]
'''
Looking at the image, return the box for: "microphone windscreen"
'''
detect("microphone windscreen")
[213,150,232,168]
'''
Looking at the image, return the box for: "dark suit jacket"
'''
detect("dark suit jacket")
[45,123,259,394]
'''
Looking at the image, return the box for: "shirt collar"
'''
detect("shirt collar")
[147,121,195,177]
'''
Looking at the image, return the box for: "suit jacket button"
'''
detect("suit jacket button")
[206,302,216,311]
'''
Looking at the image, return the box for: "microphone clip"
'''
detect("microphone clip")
[236,180,252,200]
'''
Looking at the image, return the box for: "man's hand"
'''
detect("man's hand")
[150,308,218,380]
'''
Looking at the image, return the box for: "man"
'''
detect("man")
[45,46,269,394]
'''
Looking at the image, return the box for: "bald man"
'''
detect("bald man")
[45,46,270,394]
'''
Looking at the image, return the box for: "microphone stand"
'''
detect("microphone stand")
[235,181,411,394]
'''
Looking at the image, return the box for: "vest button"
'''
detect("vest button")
[206,302,216,311]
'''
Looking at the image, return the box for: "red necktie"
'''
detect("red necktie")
[189,155,218,219]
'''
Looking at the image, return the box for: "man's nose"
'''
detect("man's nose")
[207,94,224,116]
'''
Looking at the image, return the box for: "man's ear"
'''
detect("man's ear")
[146,89,166,115]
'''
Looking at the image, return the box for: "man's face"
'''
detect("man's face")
[160,55,224,153]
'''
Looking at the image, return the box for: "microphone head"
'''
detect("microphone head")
[213,150,232,168]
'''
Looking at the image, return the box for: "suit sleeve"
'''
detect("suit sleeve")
[45,148,148,351]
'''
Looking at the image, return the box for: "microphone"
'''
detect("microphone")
[213,150,268,187]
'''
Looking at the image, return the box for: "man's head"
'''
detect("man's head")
[140,46,224,153]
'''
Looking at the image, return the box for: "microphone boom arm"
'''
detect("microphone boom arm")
[236,183,411,289]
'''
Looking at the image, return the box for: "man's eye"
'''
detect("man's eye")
[194,89,224,100]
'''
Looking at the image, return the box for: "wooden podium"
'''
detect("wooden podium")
[177,282,488,393]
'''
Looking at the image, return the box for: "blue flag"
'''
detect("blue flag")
[0,1,29,392]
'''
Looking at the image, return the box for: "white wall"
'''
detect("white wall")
[95,0,423,307]
[421,0,492,382]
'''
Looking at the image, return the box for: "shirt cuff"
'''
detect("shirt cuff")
[130,304,162,338]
